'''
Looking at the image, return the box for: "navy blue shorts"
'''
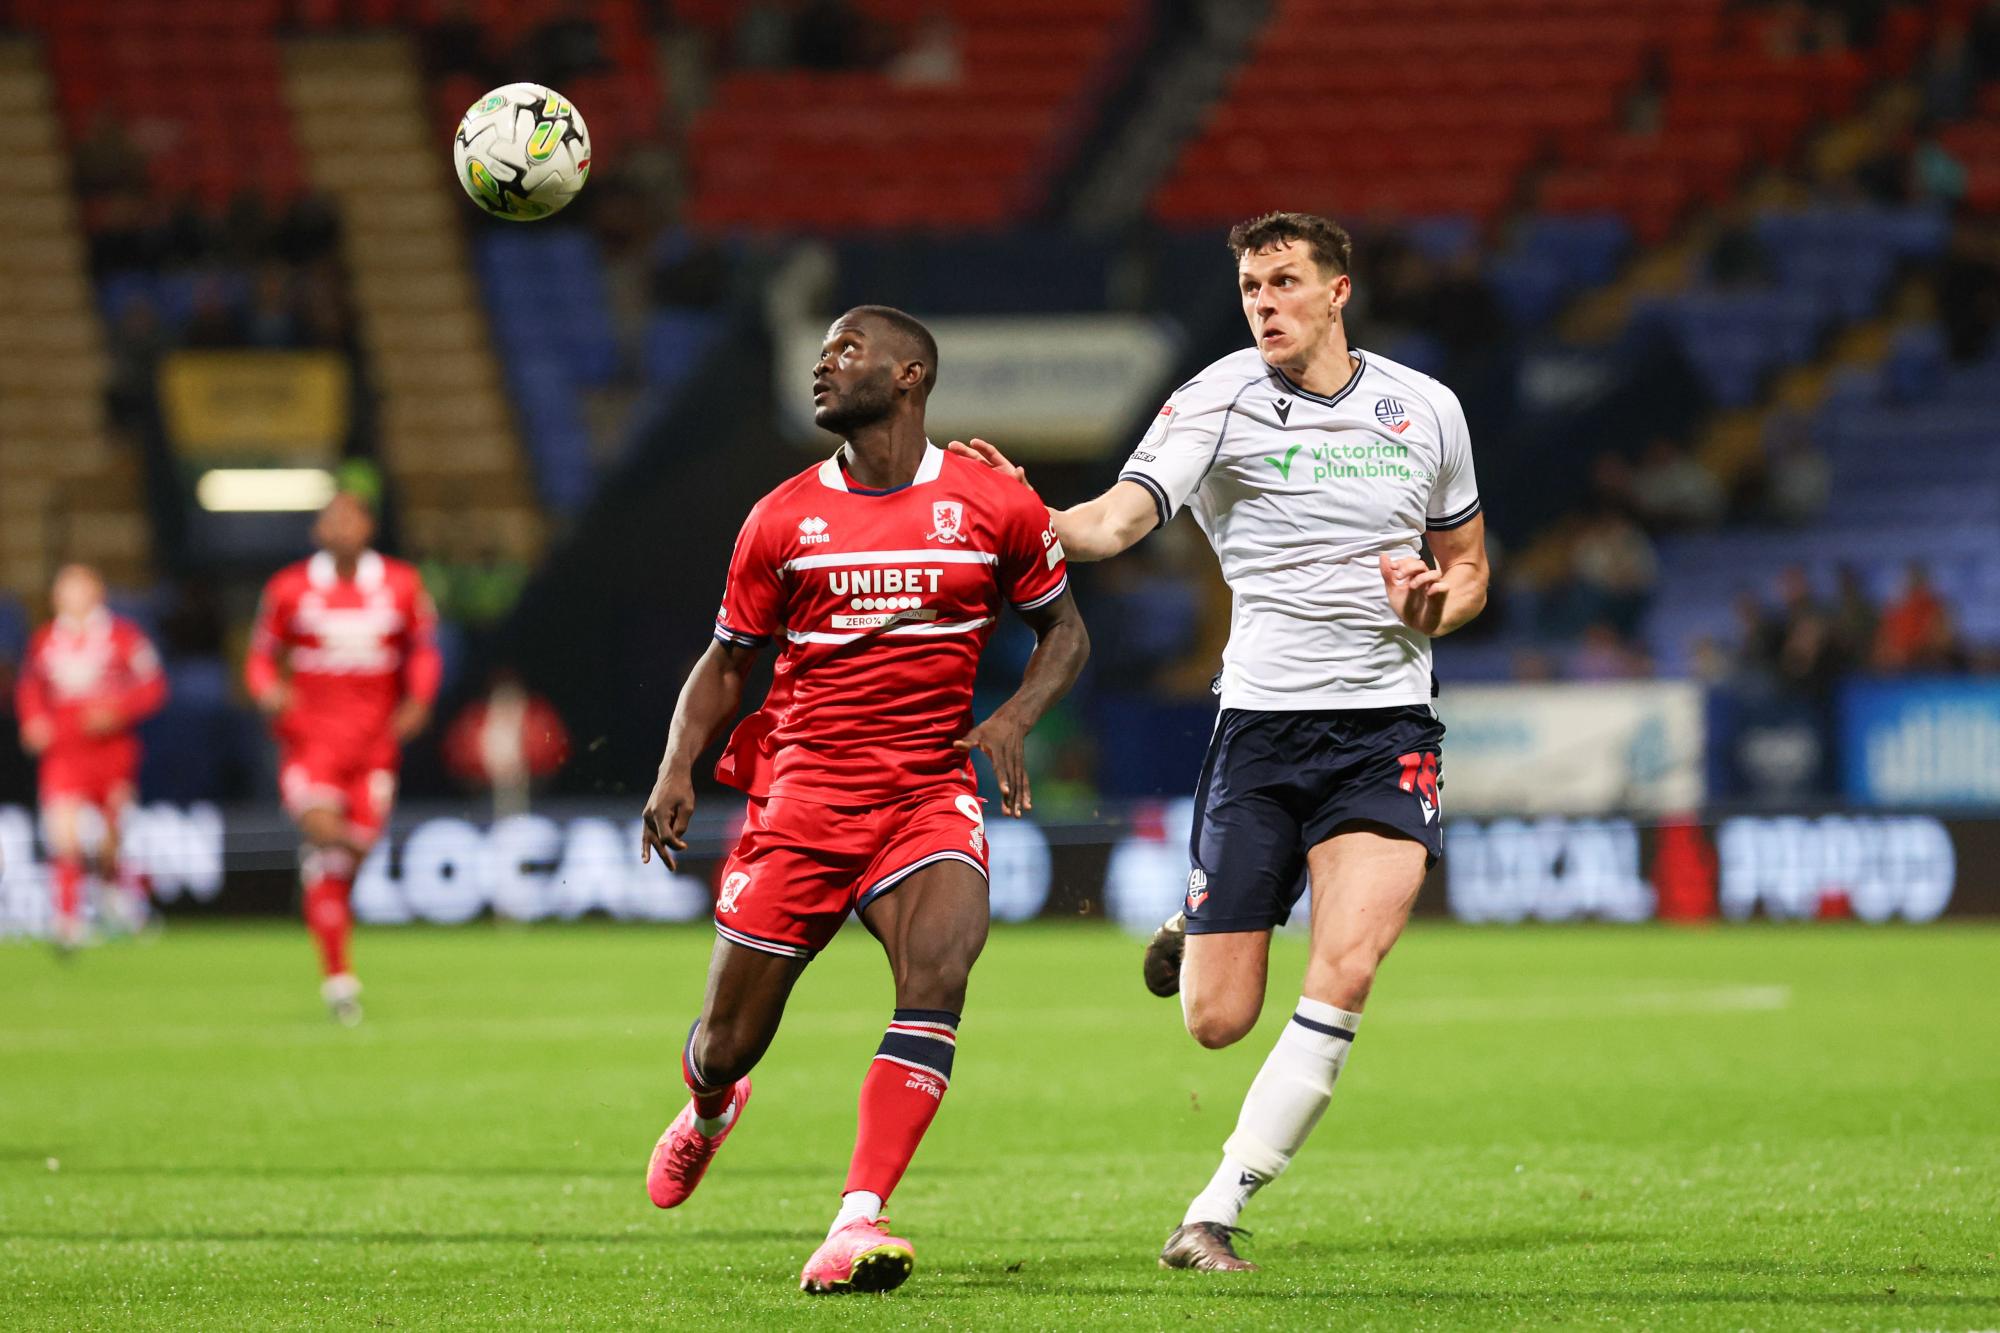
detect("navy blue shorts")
[1184,705,1446,935]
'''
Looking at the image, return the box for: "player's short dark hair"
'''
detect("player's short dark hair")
[1227,211,1354,277]
[843,304,940,393]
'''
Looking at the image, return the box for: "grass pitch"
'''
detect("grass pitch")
[2,920,1996,1330]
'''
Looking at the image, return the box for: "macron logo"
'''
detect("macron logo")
[797,516,831,546]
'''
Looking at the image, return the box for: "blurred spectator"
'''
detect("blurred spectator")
[1919,26,1977,123]
[794,0,888,71]
[888,11,963,86]
[1830,564,1877,665]
[443,672,571,818]
[245,265,302,348]
[735,1,795,69]
[1759,408,1831,525]
[652,232,733,308]
[1873,561,1960,672]
[422,0,499,85]
[1689,634,1733,686]
[527,0,612,87]
[71,112,146,201]
[1707,199,1776,287]
[1419,253,1506,355]
[1912,134,1969,208]
[1568,506,1660,634]
[182,276,249,348]
[1974,0,2000,82]
[422,529,530,637]
[1731,589,1785,680]
[1567,622,1652,681]
[1629,437,1724,533]
[1934,221,2000,362]
[105,297,167,434]
[1773,565,1842,697]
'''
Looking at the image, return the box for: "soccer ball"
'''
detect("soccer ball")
[452,82,591,221]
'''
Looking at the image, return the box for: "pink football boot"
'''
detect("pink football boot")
[799,1217,915,1295]
[645,1077,751,1209]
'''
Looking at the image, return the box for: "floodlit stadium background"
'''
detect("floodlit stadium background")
[4,0,2000,933]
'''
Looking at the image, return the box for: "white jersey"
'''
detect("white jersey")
[1118,346,1480,711]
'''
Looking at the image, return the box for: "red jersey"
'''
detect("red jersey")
[713,443,1069,805]
[15,609,167,752]
[246,550,442,744]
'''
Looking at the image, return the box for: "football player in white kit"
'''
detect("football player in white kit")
[950,211,1489,1270]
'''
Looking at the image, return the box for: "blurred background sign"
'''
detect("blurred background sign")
[1439,682,1706,815]
[158,350,350,463]
[1840,677,2000,806]
[776,315,1181,457]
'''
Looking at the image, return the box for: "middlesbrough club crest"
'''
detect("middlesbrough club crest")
[927,500,966,543]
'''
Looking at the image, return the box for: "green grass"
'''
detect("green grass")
[2,921,1997,1330]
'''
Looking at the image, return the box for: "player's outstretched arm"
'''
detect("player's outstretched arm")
[945,438,1157,562]
[953,589,1089,818]
[1380,513,1490,638]
[641,639,759,868]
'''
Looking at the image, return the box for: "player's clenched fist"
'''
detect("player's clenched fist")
[641,768,697,869]
[1380,552,1448,635]
[953,710,1032,817]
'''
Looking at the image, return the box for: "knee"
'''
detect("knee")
[1183,998,1259,1050]
[893,934,983,1013]
[693,1022,761,1086]
[894,955,975,1013]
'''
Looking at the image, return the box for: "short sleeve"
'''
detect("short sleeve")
[1000,483,1069,612]
[714,505,784,648]
[1425,385,1481,531]
[1116,376,1242,528]
[125,629,162,681]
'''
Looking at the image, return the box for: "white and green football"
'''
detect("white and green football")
[452,82,591,221]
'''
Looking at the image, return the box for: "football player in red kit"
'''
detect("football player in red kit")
[639,306,1089,1295]
[246,492,440,1024]
[15,564,167,948]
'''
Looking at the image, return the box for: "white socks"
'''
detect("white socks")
[830,1189,883,1237]
[692,1102,736,1138]
[1184,998,1361,1228]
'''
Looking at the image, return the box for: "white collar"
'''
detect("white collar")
[308,550,385,590]
[816,442,944,492]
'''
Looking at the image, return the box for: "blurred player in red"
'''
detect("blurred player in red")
[639,307,1089,1295]
[14,564,167,949]
[246,492,440,1024]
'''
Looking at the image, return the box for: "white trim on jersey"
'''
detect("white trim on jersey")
[784,616,995,646]
[308,550,385,590]
[714,921,816,958]
[1011,575,1069,612]
[782,548,1000,573]
[857,849,988,911]
[815,442,946,492]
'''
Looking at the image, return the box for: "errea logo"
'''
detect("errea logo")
[797,516,831,545]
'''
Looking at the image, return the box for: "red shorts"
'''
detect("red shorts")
[713,785,989,958]
[279,731,399,845]
[39,739,139,812]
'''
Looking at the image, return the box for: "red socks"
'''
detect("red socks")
[843,1009,959,1200]
[52,856,82,923]
[302,847,357,977]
